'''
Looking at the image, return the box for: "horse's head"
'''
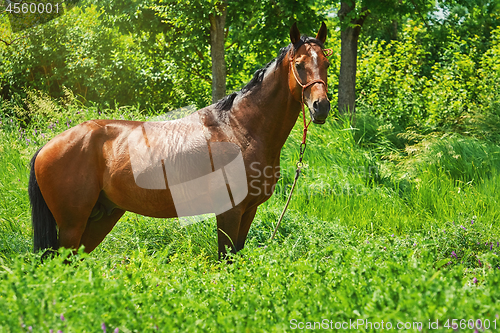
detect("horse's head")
[288,22,330,124]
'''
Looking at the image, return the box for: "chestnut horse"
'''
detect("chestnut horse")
[28,23,331,259]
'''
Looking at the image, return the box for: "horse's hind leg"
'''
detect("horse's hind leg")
[53,198,100,251]
[79,209,125,253]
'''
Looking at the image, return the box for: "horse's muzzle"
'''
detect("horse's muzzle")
[311,98,330,124]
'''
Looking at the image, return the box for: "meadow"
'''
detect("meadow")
[2,2,500,330]
[0,91,500,332]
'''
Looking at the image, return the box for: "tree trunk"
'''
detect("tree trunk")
[209,1,228,104]
[338,1,367,120]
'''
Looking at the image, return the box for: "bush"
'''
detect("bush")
[0,5,206,111]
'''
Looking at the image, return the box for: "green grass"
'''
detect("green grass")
[1,97,500,332]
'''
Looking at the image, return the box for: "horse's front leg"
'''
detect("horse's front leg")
[235,206,258,251]
[216,206,244,260]
[216,205,259,260]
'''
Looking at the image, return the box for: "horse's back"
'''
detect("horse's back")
[35,119,139,180]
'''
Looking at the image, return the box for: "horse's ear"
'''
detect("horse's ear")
[290,22,300,45]
[316,22,327,44]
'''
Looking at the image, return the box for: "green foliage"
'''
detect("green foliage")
[356,20,500,151]
[1,0,329,111]
[472,26,500,143]
[357,22,430,132]
[1,2,500,330]
[0,224,499,332]
[0,4,199,111]
[90,0,327,100]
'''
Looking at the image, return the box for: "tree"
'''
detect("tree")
[1,0,327,108]
[337,1,368,118]
[336,0,421,118]
[336,0,500,120]
[90,0,325,105]
[209,0,228,102]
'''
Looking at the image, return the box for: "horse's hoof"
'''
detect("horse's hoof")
[40,248,58,263]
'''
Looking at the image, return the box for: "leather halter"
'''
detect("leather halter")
[289,43,332,145]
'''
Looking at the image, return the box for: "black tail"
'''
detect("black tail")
[28,148,59,253]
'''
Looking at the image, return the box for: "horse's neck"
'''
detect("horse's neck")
[231,57,301,158]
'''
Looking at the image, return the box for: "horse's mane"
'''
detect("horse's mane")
[215,35,325,111]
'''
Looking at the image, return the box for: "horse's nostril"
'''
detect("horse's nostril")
[313,100,319,111]
[325,100,331,112]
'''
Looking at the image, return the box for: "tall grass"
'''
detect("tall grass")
[1,94,500,331]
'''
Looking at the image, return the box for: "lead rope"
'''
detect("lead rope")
[270,47,333,241]
[270,142,306,241]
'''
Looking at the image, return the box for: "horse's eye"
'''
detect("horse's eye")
[295,62,304,70]
[325,61,330,69]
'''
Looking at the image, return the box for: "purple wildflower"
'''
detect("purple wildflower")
[491,243,494,250]
[478,259,482,267]
[102,322,106,333]
[114,329,119,333]
[451,251,457,258]
[41,133,45,139]
[60,314,65,321]
[391,234,394,237]
[460,225,466,231]
[497,242,499,247]
[471,219,474,225]
[473,277,478,284]
[413,242,417,246]
[58,331,63,333]
[28,326,32,331]
[50,330,53,333]
[366,240,369,244]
